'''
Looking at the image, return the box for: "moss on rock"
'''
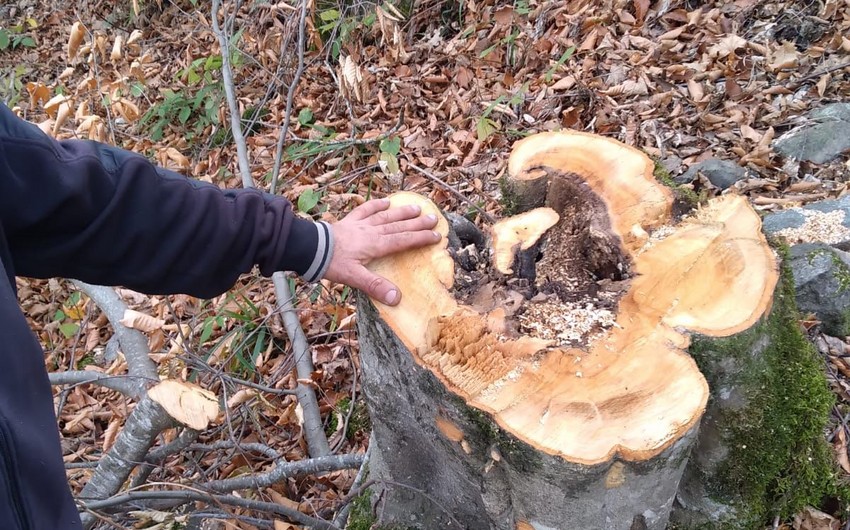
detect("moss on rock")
[347,489,376,530]
[679,249,849,528]
[652,157,702,211]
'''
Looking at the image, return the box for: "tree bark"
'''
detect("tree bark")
[358,297,699,530]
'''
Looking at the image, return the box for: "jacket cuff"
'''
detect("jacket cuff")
[300,220,334,282]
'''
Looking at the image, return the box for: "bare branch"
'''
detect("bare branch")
[407,163,496,224]
[270,0,309,195]
[203,452,363,492]
[79,489,341,530]
[49,371,151,399]
[211,0,330,457]
[72,281,157,380]
[79,395,176,529]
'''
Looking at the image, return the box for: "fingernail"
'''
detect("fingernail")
[409,205,422,214]
[433,231,441,240]
[385,289,399,305]
[426,214,437,221]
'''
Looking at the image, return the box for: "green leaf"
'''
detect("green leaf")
[178,106,191,124]
[379,136,401,156]
[476,117,498,142]
[319,9,340,22]
[546,45,576,83]
[199,318,215,344]
[204,54,223,71]
[379,152,400,175]
[0,30,10,50]
[479,43,498,59]
[59,323,80,339]
[297,188,321,213]
[130,83,145,97]
[18,36,35,48]
[298,108,314,126]
[186,69,201,86]
[53,309,66,322]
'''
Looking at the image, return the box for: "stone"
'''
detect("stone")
[773,103,850,164]
[788,243,850,336]
[674,158,748,190]
[763,195,850,250]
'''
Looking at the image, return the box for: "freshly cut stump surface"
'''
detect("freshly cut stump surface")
[357,131,778,530]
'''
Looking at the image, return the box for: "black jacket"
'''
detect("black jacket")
[0,102,332,529]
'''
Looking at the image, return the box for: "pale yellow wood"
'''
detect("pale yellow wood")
[491,207,559,274]
[366,133,778,466]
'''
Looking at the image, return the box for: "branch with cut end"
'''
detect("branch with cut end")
[49,371,150,399]
[211,0,329,457]
[72,281,157,381]
[78,380,219,529]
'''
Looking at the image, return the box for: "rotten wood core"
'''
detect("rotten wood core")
[367,131,778,466]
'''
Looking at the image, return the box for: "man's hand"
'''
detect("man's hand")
[324,198,441,306]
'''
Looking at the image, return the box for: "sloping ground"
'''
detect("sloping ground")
[1,0,849,527]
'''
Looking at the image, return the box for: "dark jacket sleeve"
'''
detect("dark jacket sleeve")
[0,103,333,298]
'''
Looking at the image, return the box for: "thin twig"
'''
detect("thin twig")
[332,433,373,527]
[211,0,330,457]
[787,60,850,88]
[79,489,341,530]
[407,162,496,224]
[202,453,363,492]
[270,0,309,195]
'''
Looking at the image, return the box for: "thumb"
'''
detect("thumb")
[349,265,401,306]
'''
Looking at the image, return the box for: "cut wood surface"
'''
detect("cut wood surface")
[358,130,780,529]
[369,132,777,465]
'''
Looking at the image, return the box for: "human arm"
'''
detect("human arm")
[0,103,437,302]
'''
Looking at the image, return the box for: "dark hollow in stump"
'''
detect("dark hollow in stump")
[356,131,778,530]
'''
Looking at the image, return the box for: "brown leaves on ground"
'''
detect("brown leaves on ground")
[2,0,849,526]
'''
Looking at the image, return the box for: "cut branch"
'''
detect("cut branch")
[49,371,150,399]
[72,281,157,380]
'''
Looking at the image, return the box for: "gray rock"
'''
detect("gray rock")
[789,243,850,336]
[773,103,850,164]
[674,158,748,190]
[763,195,850,250]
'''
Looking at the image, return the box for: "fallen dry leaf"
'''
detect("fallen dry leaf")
[793,506,840,530]
[119,309,166,332]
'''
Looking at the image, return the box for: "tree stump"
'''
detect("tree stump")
[356,131,778,530]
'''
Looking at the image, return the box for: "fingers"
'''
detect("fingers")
[376,230,442,256]
[348,266,401,306]
[378,214,439,235]
[367,204,425,225]
[345,198,390,221]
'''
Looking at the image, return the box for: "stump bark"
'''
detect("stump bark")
[356,131,778,530]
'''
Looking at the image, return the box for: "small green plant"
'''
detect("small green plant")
[0,65,27,106]
[475,84,528,142]
[545,45,576,83]
[378,135,401,175]
[317,2,379,61]
[297,188,323,214]
[141,85,221,141]
[0,19,38,51]
[198,294,269,379]
[53,291,84,340]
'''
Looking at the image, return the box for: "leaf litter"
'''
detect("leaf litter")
[2,0,850,527]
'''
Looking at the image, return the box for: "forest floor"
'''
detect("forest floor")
[1,0,849,528]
